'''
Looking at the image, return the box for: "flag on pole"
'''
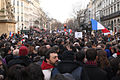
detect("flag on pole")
[91,19,110,33]
[68,29,72,33]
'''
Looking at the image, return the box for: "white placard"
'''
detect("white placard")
[75,32,82,39]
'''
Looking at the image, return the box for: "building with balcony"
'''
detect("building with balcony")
[87,0,120,32]
[100,0,120,32]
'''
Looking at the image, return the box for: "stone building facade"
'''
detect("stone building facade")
[10,0,47,33]
[85,0,120,32]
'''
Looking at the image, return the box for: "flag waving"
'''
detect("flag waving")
[101,28,110,33]
[91,19,110,33]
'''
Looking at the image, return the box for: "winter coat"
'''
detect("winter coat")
[51,60,82,80]
[81,64,108,80]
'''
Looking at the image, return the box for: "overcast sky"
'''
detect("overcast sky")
[39,0,90,23]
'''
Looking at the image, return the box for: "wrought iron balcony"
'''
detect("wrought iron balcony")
[100,11,120,21]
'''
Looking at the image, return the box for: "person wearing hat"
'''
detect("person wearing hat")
[7,46,32,68]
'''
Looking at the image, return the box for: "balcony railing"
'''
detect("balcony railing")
[100,11,120,21]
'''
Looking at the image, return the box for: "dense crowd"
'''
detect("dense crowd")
[0,30,120,80]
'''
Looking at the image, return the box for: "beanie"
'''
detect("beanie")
[19,46,28,56]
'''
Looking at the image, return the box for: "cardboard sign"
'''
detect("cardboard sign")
[75,32,82,39]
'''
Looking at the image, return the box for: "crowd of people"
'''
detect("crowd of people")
[0,30,120,80]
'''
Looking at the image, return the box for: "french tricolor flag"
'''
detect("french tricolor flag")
[91,19,110,33]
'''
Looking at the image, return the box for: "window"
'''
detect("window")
[114,20,116,26]
[108,8,110,15]
[117,2,119,11]
[111,6,113,13]
[21,17,23,22]
[21,8,23,14]
[17,8,19,13]
[105,9,107,16]
[21,2,23,7]
[114,4,116,12]
[17,1,19,6]
[13,0,15,5]
[14,8,15,13]
[118,19,120,24]
[17,16,19,21]
[109,8,111,15]
[104,10,105,16]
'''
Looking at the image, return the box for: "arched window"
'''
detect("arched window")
[114,4,116,12]
[114,19,116,26]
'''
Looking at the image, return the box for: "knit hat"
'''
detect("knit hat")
[19,46,28,56]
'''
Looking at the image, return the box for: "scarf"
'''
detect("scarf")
[86,61,97,66]
[41,61,54,70]
[117,52,120,56]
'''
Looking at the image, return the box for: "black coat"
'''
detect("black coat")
[56,60,80,73]
[81,64,108,80]
[52,60,83,80]
[112,76,120,80]
[7,56,32,68]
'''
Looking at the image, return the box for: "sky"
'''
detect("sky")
[39,0,90,23]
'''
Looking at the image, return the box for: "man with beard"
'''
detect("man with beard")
[41,48,59,80]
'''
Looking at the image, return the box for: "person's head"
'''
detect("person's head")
[45,49,59,66]
[97,50,110,69]
[111,46,117,54]
[5,47,11,54]
[99,44,106,50]
[26,63,44,80]
[86,48,97,61]
[38,46,48,56]
[46,45,51,49]
[61,51,75,61]
[52,45,60,53]
[13,49,19,56]
[76,50,85,62]
[19,46,28,56]
[6,64,29,80]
